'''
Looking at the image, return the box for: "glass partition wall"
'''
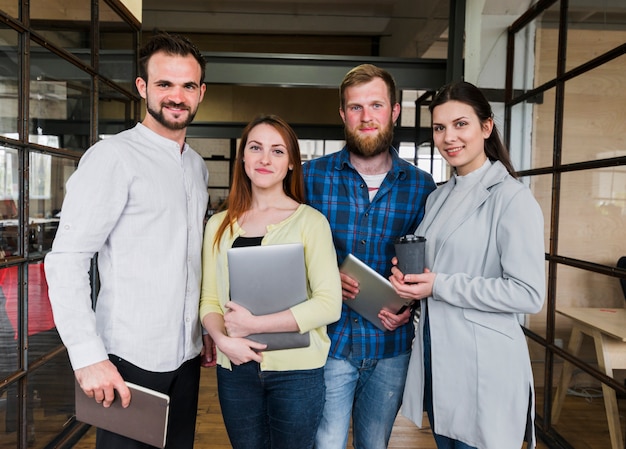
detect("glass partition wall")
[0,1,139,448]
[506,1,626,448]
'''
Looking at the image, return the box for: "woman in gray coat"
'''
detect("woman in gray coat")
[390,81,545,449]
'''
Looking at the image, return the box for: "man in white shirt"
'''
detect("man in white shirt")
[45,32,209,449]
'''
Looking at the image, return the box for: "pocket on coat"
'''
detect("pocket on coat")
[462,308,519,339]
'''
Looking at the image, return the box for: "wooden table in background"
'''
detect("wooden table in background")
[552,307,626,449]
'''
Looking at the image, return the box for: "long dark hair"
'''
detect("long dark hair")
[429,81,517,177]
[212,115,304,249]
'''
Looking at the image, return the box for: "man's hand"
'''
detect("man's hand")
[75,360,130,408]
[340,272,359,300]
[378,306,412,332]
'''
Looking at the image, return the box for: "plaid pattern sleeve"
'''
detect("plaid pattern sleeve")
[303,147,437,359]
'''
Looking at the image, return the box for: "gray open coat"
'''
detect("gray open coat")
[402,161,545,449]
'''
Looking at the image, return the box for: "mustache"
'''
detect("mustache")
[162,101,190,111]
[358,122,378,130]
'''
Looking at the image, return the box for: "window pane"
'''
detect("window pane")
[0,0,18,19]
[508,101,534,172]
[27,338,74,446]
[47,153,77,222]
[522,172,552,253]
[0,146,19,257]
[98,81,135,137]
[550,353,614,449]
[566,4,626,73]
[30,0,91,63]
[559,168,626,265]
[0,26,19,137]
[527,6,558,88]
[100,1,136,89]
[0,264,19,377]
[30,40,92,151]
[562,55,626,165]
[530,86,556,169]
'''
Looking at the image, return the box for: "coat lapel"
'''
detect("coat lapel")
[419,161,509,268]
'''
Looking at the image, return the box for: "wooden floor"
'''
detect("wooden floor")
[71,366,554,449]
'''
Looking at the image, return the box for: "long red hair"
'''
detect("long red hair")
[212,115,304,249]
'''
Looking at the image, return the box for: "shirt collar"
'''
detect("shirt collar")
[135,122,189,155]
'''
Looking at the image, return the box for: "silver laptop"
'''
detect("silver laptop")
[339,254,413,331]
[227,243,310,350]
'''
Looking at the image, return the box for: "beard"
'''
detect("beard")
[146,99,197,131]
[344,119,394,158]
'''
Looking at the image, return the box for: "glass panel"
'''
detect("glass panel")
[29,151,68,258]
[0,26,19,137]
[550,354,617,449]
[0,0,18,19]
[45,153,76,227]
[566,4,626,73]
[508,101,534,172]
[0,383,19,446]
[400,90,418,128]
[300,140,326,162]
[556,264,624,313]
[98,81,135,138]
[530,86,555,169]
[531,4,560,88]
[0,146,19,257]
[559,169,626,265]
[30,0,91,64]
[99,1,136,89]
[0,264,19,377]
[29,40,92,151]
[511,10,546,91]
[523,172,552,254]
[26,349,74,447]
[562,55,626,165]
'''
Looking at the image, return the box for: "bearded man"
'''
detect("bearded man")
[303,64,437,449]
[45,33,209,449]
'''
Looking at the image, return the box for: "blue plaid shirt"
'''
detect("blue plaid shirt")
[303,147,436,360]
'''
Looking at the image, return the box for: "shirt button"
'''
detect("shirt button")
[360,183,365,188]
[360,240,366,245]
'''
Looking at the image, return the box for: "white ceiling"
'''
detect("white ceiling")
[140,0,626,59]
[141,0,452,58]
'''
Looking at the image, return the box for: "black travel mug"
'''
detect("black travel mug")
[394,235,426,276]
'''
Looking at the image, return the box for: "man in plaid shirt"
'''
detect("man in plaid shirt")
[303,64,436,449]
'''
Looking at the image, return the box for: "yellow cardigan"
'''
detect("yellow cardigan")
[199,204,342,371]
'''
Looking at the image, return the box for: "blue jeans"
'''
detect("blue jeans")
[424,312,477,449]
[314,352,410,449]
[217,362,325,449]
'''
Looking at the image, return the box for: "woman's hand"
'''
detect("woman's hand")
[223,301,257,338]
[215,334,266,365]
[389,266,436,301]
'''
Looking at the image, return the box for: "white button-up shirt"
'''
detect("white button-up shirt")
[45,123,209,372]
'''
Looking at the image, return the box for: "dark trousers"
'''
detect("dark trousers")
[217,362,325,449]
[96,355,201,449]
